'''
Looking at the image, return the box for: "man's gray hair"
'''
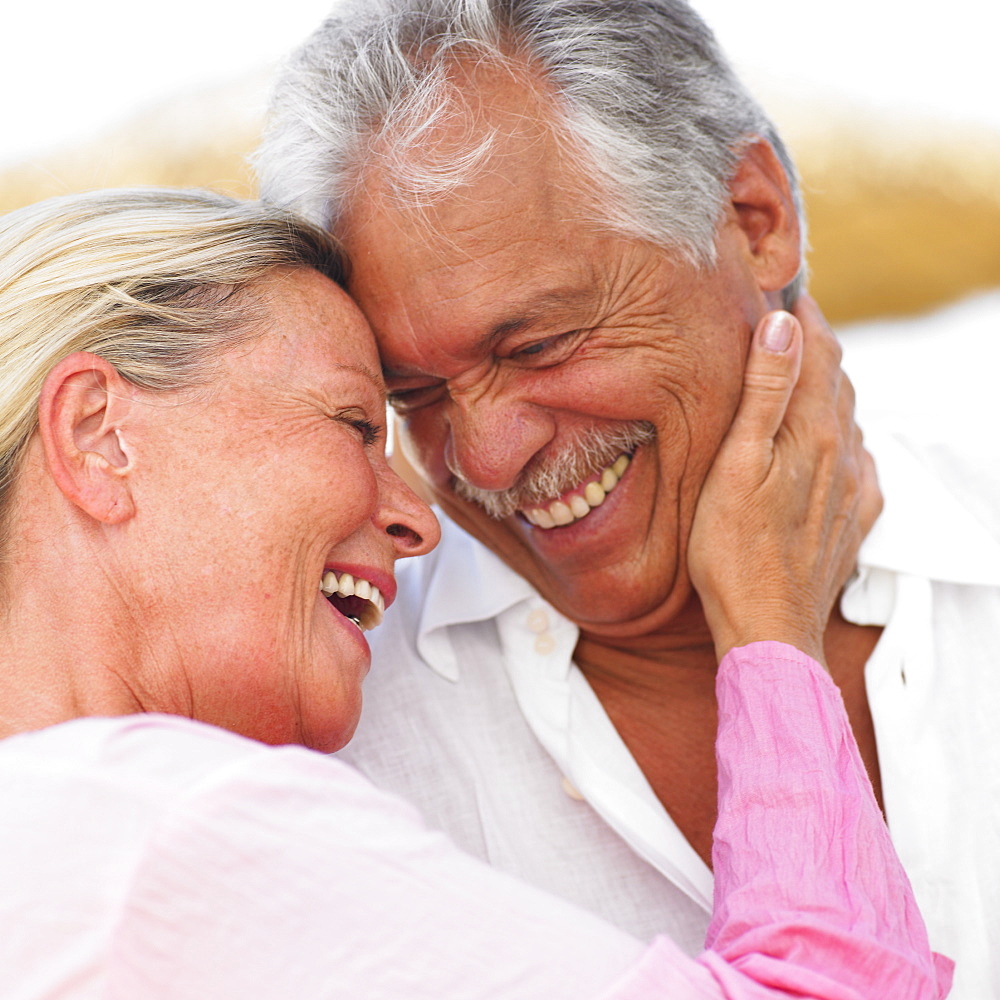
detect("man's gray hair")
[257,0,805,302]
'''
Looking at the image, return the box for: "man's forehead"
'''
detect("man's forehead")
[332,56,653,375]
[338,162,608,352]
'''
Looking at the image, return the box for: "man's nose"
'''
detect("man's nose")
[443,389,555,493]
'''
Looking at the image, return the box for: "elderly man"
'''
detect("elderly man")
[257,1,1000,995]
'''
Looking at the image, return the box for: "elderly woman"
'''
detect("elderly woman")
[0,188,949,999]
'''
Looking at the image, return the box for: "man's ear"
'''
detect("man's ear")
[728,139,802,294]
[37,352,137,524]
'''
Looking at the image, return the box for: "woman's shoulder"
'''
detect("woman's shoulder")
[0,716,430,995]
[0,713,268,794]
[0,712,419,827]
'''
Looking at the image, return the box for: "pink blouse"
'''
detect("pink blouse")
[0,642,951,998]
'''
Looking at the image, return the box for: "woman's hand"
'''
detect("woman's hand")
[688,295,882,664]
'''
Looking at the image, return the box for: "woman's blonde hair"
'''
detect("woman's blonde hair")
[0,186,345,517]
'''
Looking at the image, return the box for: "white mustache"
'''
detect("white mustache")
[454,421,656,519]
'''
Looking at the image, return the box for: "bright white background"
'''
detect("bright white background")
[2,0,998,165]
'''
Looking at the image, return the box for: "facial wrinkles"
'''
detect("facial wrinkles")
[454,419,656,519]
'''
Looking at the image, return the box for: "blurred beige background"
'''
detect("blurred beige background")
[4,78,999,327]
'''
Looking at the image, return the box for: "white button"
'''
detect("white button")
[526,608,549,633]
[534,634,556,655]
[561,776,585,801]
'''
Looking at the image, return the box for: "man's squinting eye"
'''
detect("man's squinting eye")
[508,329,585,366]
[385,331,585,414]
[386,383,446,415]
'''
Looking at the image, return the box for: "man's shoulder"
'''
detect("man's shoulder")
[856,411,1000,586]
[844,290,1000,516]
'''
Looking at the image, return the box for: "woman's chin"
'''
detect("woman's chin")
[301,617,370,752]
[297,690,363,753]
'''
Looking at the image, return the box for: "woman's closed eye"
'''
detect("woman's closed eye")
[334,409,383,446]
[349,418,381,447]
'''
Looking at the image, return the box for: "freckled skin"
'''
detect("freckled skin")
[0,267,440,753]
[104,269,439,752]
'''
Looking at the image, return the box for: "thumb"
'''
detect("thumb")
[729,310,803,450]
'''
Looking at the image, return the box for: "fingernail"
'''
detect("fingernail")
[761,312,793,353]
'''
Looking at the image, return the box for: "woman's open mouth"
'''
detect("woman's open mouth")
[320,571,385,631]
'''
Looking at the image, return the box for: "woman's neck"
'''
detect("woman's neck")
[0,566,147,738]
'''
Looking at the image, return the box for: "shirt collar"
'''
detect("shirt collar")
[855,422,1000,587]
[416,515,540,681]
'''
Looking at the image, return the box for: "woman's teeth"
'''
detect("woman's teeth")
[522,454,631,530]
[319,571,385,631]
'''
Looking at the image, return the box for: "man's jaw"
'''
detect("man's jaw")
[453,420,655,527]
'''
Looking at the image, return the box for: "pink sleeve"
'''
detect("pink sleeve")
[103,645,953,1000]
[697,640,953,999]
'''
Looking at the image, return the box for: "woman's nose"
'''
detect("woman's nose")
[374,459,440,557]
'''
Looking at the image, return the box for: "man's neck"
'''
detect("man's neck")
[575,593,718,679]
[572,602,884,868]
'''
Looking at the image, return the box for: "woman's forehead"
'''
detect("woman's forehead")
[250,268,383,376]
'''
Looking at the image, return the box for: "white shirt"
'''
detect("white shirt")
[343,293,1000,999]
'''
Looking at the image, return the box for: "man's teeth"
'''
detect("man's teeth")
[523,454,631,530]
[319,571,385,631]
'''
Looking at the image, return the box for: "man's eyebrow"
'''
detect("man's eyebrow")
[484,287,590,345]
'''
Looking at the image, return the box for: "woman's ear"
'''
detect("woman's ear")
[37,352,137,524]
[728,139,802,294]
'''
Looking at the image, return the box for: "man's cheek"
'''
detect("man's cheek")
[398,412,453,490]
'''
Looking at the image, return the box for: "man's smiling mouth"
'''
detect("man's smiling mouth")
[453,420,655,522]
[320,571,385,631]
[522,453,631,529]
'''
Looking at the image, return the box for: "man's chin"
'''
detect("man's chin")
[445,508,681,629]
[544,579,695,638]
